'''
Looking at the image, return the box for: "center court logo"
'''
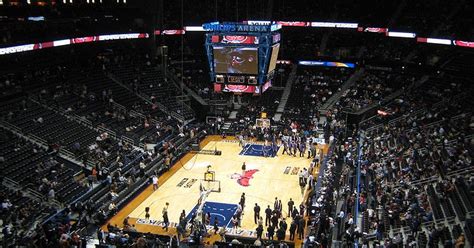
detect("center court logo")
[229,169,259,187]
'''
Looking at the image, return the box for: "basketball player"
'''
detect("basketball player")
[282,141,289,155]
[240,193,246,211]
[291,139,297,156]
[152,174,158,191]
[231,215,238,231]
[213,217,219,234]
[263,139,268,157]
[198,188,207,205]
[271,134,278,157]
[162,202,169,231]
[299,141,306,157]
[145,207,150,219]
[238,133,244,147]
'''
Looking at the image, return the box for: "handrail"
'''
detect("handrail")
[166,68,208,106]
[320,68,365,111]
[0,122,49,151]
[130,109,146,119]
[72,114,93,127]
[28,133,48,146]
[121,135,135,146]
[390,176,440,189]
[49,199,63,209]
[447,166,474,178]
[111,101,127,112]
[451,113,467,121]
[2,177,20,189]
[86,160,95,169]
[59,147,75,158]
[0,120,22,132]
[25,188,45,202]
[107,72,185,123]
[98,126,117,140]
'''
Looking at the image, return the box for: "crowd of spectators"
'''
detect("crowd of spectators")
[0,128,94,246]
[1,185,54,247]
[336,70,418,112]
[0,39,209,247]
[97,224,176,247]
[322,73,473,247]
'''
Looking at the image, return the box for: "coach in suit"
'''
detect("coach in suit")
[253,203,261,224]
[267,224,275,240]
[287,198,294,217]
[265,205,272,226]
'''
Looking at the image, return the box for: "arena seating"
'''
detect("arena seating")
[236,89,283,119]
[0,129,89,246]
[0,185,53,246]
[107,54,196,121]
[284,66,352,122]
[329,73,473,246]
[336,70,419,112]
[1,1,473,247]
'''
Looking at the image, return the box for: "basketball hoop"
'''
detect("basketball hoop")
[200,179,221,193]
[256,118,270,128]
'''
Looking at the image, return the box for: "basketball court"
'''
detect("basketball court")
[104,135,328,243]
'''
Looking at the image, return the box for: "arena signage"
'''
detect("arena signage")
[298,60,355,68]
[136,218,257,237]
[387,31,416,38]
[27,16,45,21]
[417,37,452,45]
[277,21,310,27]
[0,44,35,55]
[270,24,282,31]
[184,26,205,31]
[246,20,272,25]
[454,40,474,48]
[53,39,70,46]
[358,27,388,33]
[311,22,358,28]
[203,23,274,33]
[98,33,149,40]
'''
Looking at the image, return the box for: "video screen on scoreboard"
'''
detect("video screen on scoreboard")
[212,35,259,44]
[213,47,258,74]
[214,83,260,94]
[267,43,280,73]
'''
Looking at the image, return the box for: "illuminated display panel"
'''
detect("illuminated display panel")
[213,47,258,74]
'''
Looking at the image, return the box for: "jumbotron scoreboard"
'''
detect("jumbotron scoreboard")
[203,21,281,94]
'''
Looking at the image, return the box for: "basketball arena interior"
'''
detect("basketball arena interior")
[0,1,473,247]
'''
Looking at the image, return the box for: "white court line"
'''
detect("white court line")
[240,144,252,156]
